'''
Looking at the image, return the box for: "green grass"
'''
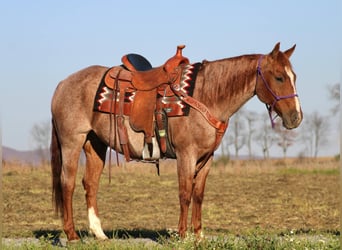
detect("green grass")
[3,230,340,249]
[278,167,339,175]
[2,157,340,249]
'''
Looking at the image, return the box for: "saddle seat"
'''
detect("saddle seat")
[122,53,153,72]
[104,45,189,161]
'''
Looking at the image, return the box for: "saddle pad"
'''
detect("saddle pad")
[160,63,201,116]
[93,63,201,117]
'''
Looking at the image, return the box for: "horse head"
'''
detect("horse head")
[255,42,303,129]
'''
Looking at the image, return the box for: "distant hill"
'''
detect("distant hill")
[2,146,49,165]
[2,146,120,166]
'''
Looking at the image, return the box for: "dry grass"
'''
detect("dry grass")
[2,157,340,240]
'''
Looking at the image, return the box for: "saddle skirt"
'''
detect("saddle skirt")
[93,63,200,117]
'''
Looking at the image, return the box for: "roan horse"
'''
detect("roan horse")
[51,43,302,241]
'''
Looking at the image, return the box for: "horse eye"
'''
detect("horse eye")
[275,76,283,82]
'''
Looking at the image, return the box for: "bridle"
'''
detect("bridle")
[256,56,298,128]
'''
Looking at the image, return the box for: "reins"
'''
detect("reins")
[256,56,298,128]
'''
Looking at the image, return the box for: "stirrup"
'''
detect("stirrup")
[142,137,160,161]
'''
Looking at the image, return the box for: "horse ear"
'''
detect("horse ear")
[284,44,296,58]
[270,42,281,58]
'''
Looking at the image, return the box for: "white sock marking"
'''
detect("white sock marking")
[88,207,108,240]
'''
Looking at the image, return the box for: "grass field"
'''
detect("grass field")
[2,157,340,249]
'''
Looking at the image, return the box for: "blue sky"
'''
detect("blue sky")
[1,1,341,156]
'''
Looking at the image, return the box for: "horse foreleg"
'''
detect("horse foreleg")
[82,135,108,240]
[191,156,212,238]
[177,155,196,238]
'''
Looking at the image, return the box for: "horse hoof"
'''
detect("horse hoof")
[66,238,81,245]
[96,235,109,241]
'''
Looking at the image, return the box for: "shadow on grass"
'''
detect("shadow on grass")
[33,228,171,246]
[104,228,171,241]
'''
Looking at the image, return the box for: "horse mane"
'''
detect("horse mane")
[197,54,260,105]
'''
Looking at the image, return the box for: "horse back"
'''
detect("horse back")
[52,65,109,115]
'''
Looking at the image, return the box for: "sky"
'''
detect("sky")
[1,1,341,157]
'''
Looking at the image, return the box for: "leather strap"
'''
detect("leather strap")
[117,116,131,162]
[170,83,228,150]
[115,71,131,162]
[182,95,227,134]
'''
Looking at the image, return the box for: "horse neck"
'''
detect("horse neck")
[195,55,260,121]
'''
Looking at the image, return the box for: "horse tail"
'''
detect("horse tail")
[51,119,63,217]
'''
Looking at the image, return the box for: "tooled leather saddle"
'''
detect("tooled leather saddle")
[94,45,201,161]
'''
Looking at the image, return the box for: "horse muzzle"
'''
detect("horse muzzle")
[282,110,303,129]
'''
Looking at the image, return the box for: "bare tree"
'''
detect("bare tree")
[220,133,231,159]
[301,112,330,158]
[30,120,51,164]
[298,119,314,157]
[328,83,340,114]
[245,111,258,158]
[254,114,276,159]
[327,83,340,157]
[274,121,297,159]
[227,110,246,159]
[311,112,329,157]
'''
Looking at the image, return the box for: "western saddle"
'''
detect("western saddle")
[103,45,189,161]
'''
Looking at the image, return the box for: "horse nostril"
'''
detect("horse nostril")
[291,112,301,125]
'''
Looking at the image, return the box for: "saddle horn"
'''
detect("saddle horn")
[164,45,190,73]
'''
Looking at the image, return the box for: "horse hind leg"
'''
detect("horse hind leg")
[82,131,108,240]
[59,135,86,241]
